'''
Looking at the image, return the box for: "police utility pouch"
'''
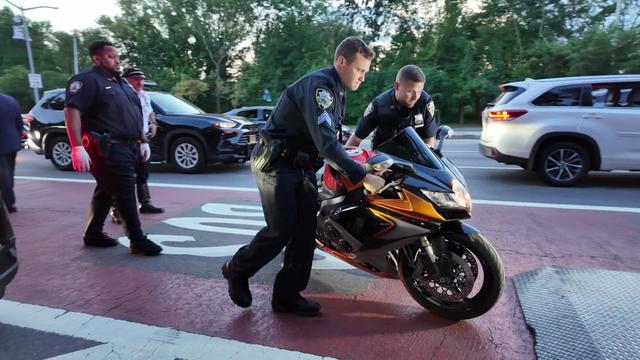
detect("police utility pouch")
[89,131,112,158]
[252,129,282,172]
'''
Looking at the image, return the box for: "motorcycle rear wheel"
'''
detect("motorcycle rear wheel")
[398,232,505,320]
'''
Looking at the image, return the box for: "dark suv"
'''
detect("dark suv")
[27,89,260,173]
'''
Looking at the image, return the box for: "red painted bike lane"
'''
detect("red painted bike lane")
[5,179,640,359]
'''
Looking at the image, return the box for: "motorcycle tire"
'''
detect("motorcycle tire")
[398,232,505,320]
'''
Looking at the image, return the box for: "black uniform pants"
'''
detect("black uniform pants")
[85,142,146,242]
[230,162,318,300]
[136,158,150,185]
[0,152,17,207]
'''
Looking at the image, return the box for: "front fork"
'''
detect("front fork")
[412,234,450,280]
[409,222,480,280]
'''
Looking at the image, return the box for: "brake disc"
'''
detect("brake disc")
[416,253,475,302]
[462,248,479,278]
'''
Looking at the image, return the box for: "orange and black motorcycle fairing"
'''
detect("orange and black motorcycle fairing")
[316,127,505,320]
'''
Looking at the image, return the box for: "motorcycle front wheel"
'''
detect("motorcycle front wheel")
[398,231,505,320]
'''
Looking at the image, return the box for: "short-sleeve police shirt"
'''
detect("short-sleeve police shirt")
[138,90,153,134]
[65,66,143,140]
[355,88,437,149]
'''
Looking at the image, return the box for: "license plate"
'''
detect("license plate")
[248,134,257,144]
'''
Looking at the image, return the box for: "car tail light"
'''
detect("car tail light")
[487,110,527,121]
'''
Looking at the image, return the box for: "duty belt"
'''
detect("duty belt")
[110,138,139,144]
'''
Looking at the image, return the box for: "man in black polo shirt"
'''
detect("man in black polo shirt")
[345,65,437,149]
[64,40,162,256]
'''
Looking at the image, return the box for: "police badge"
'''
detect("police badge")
[315,88,333,110]
[414,114,424,128]
[69,81,83,95]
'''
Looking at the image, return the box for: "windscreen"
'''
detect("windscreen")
[149,92,204,115]
[489,85,525,106]
[375,127,442,170]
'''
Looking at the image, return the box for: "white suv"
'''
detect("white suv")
[480,75,640,186]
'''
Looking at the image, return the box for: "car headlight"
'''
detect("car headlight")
[421,179,472,211]
[212,120,237,129]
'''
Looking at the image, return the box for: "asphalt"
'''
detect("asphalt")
[2,176,639,359]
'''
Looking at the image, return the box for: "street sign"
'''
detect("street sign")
[28,73,42,89]
[12,26,28,40]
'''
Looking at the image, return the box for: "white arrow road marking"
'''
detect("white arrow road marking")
[201,203,264,217]
[0,300,335,360]
[118,202,356,271]
[163,217,265,236]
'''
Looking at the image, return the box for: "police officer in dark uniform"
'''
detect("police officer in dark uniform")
[64,40,162,256]
[346,65,438,149]
[222,37,385,317]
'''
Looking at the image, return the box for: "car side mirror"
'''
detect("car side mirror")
[365,154,393,173]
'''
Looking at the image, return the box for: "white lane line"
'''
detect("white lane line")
[15,176,640,214]
[475,199,640,214]
[16,176,95,184]
[15,176,259,192]
[0,300,334,360]
[457,165,521,170]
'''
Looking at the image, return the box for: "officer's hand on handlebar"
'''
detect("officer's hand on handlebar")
[71,146,91,172]
[140,143,151,162]
[363,173,385,194]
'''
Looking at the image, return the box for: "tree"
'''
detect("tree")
[172,79,209,102]
[0,66,31,111]
[98,0,260,113]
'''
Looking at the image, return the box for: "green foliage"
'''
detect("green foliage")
[172,79,210,102]
[1,1,639,123]
[0,66,31,111]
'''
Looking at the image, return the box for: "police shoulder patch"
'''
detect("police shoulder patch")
[69,81,83,95]
[318,111,333,127]
[427,100,435,116]
[363,102,374,117]
[315,88,333,110]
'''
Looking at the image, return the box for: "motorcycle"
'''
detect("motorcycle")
[316,126,505,320]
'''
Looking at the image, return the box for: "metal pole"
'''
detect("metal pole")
[72,32,79,74]
[21,10,39,103]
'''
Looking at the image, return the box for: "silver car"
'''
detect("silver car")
[480,75,640,186]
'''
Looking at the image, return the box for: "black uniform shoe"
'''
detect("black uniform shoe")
[221,261,252,308]
[130,238,163,256]
[83,232,118,247]
[137,184,164,213]
[110,207,122,224]
[272,294,321,317]
[139,203,165,214]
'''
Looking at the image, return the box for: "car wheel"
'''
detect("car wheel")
[48,136,73,171]
[171,137,205,173]
[537,142,590,187]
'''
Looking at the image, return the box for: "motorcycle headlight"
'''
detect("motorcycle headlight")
[421,179,472,211]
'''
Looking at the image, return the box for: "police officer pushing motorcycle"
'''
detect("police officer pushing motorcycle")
[222,37,385,317]
[346,65,438,149]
